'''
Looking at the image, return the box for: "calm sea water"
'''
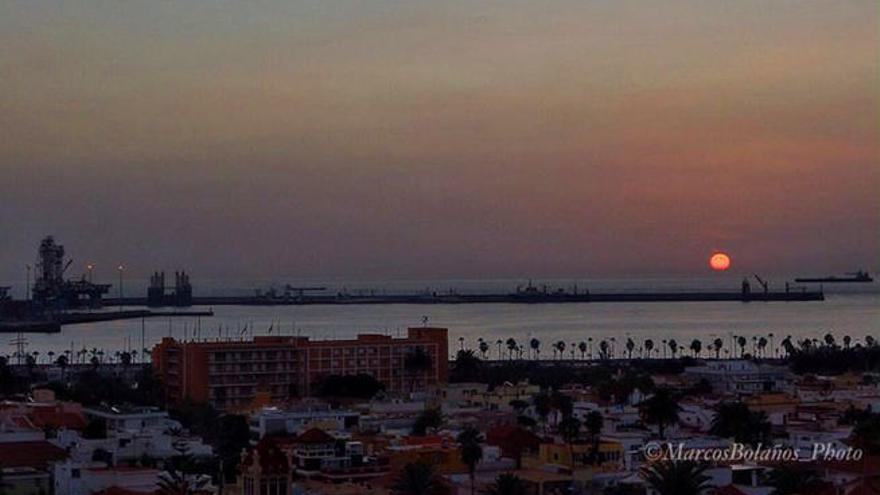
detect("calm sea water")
[8,275,879,360]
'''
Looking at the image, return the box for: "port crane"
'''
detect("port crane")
[753,274,769,294]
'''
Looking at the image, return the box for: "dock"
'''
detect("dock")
[0,309,214,334]
[101,289,824,307]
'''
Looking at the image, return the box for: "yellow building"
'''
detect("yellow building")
[522,440,623,471]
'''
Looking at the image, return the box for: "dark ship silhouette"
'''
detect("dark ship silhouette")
[795,270,873,283]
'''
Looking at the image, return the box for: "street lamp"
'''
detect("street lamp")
[86,263,94,283]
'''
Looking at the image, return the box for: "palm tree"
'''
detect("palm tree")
[644,339,654,358]
[533,393,552,434]
[457,427,483,495]
[404,347,432,393]
[709,402,771,446]
[495,339,503,360]
[554,341,566,360]
[598,340,609,360]
[667,339,678,359]
[584,410,603,465]
[484,473,526,495]
[640,388,681,439]
[157,469,208,495]
[578,341,587,360]
[506,338,517,360]
[625,338,635,359]
[689,339,701,358]
[641,461,711,495]
[823,333,835,348]
[478,339,489,358]
[757,337,768,357]
[766,466,823,495]
[392,461,447,495]
[557,414,580,468]
[712,338,723,359]
[736,336,747,357]
[529,338,540,360]
[55,354,69,381]
[843,335,852,349]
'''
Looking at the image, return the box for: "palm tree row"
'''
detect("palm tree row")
[465,332,878,361]
[1,347,150,366]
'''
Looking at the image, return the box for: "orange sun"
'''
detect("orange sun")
[709,252,731,271]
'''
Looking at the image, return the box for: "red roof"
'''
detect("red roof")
[93,488,157,495]
[712,486,749,495]
[486,425,542,459]
[293,428,336,445]
[0,441,68,469]
[403,435,444,446]
[29,405,87,430]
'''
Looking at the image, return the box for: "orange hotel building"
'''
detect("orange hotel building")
[151,327,448,409]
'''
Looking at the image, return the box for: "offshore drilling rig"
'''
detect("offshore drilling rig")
[32,236,110,310]
[147,270,193,307]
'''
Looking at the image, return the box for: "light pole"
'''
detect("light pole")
[25,264,31,302]
[87,263,94,283]
[117,264,125,312]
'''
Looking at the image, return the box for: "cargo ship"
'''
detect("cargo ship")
[795,271,873,283]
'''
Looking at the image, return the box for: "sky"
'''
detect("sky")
[1,0,878,284]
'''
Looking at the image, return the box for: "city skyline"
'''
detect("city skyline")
[1,1,877,281]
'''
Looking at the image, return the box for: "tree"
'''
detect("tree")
[451,350,482,382]
[478,339,490,358]
[533,393,552,433]
[736,336,747,357]
[315,374,385,399]
[412,408,444,436]
[584,411,603,465]
[709,403,771,446]
[625,338,635,359]
[157,469,208,495]
[851,413,880,455]
[506,339,518,360]
[598,340,609,360]
[84,418,107,439]
[457,427,484,495]
[404,347,432,392]
[689,340,701,358]
[484,473,526,495]
[530,338,541,360]
[766,466,823,495]
[641,461,711,495]
[578,341,588,360]
[667,339,678,359]
[554,341,566,360]
[757,337,768,357]
[713,338,723,359]
[644,339,654,358]
[640,388,680,439]
[558,416,581,467]
[392,461,448,495]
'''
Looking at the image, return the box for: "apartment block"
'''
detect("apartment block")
[151,327,448,409]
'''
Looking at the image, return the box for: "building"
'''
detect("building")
[249,404,359,440]
[237,437,291,495]
[683,360,790,395]
[152,327,448,409]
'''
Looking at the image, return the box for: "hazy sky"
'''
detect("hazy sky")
[1,0,877,283]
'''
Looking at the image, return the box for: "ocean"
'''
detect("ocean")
[7,275,879,361]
